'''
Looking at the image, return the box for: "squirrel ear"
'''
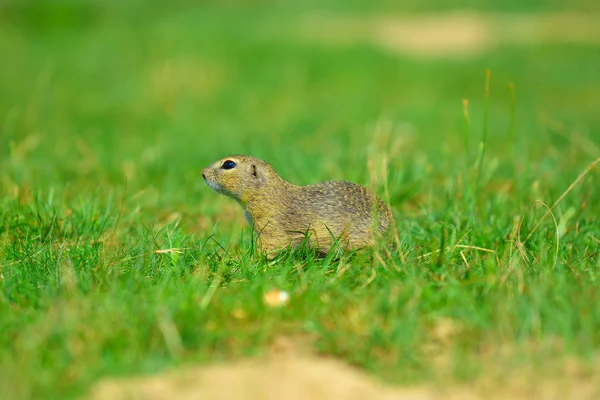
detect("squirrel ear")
[251,164,266,186]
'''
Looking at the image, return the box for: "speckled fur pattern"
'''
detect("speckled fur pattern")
[202,155,393,257]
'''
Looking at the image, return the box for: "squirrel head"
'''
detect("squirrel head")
[202,155,279,204]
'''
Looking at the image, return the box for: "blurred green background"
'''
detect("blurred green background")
[1,1,600,399]
[2,0,599,196]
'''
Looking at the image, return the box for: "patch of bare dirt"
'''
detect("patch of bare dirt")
[88,337,599,400]
[89,355,460,400]
[299,12,600,58]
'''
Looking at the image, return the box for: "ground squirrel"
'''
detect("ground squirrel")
[202,155,393,257]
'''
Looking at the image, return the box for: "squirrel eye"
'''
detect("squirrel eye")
[221,160,237,170]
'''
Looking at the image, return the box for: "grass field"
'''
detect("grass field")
[1,1,600,399]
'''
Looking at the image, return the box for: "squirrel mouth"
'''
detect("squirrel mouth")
[204,179,222,193]
[204,178,242,202]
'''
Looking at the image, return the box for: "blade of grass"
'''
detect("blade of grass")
[473,69,492,200]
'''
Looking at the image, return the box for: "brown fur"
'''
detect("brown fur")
[202,155,393,257]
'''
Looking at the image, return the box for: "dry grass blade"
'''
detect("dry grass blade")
[155,248,186,254]
[453,244,495,254]
[532,200,560,269]
[524,156,600,243]
[459,250,470,269]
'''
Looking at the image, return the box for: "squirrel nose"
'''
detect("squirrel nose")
[201,169,207,179]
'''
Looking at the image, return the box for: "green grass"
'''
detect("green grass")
[1,1,600,399]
